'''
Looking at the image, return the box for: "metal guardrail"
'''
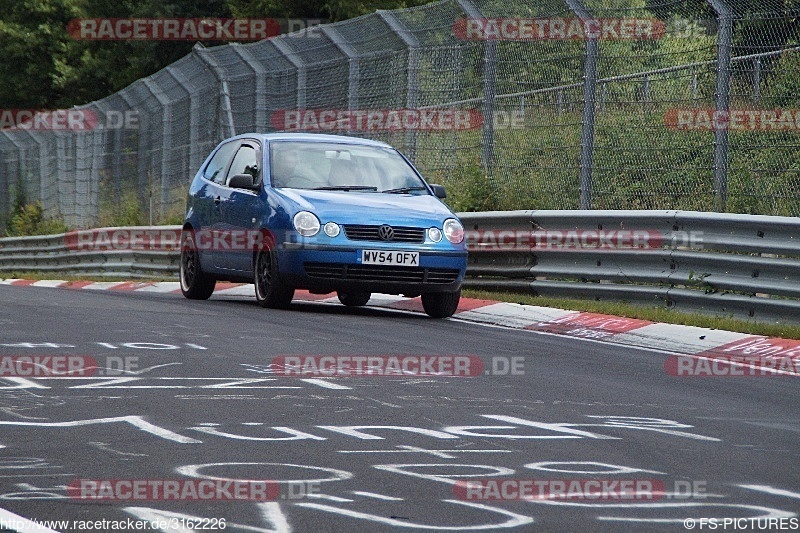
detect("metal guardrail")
[0,226,181,279]
[459,210,800,323]
[0,212,798,323]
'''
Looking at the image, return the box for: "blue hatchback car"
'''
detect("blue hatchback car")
[180,133,468,318]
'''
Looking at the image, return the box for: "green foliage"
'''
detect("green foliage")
[227,0,431,22]
[97,185,143,227]
[6,201,69,236]
[440,164,499,212]
[0,0,434,109]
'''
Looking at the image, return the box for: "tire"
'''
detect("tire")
[254,249,294,309]
[337,291,371,307]
[180,230,216,300]
[421,289,461,318]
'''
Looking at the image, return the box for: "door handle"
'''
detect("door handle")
[214,196,221,206]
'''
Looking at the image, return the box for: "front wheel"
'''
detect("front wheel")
[337,291,371,307]
[421,289,461,318]
[180,230,216,300]
[254,250,294,309]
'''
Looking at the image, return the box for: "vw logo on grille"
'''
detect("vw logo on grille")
[378,225,395,241]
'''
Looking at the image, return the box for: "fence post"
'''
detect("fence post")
[270,39,307,111]
[166,65,204,173]
[752,56,761,103]
[320,25,361,132]
[194,44,237,139]
[377,10,419,160]
[456,0,496,179]
[230,43,268,131]
[564,0,598,210]
[708,0,733,212]
[142,78,171,223]
[118,91,150,218]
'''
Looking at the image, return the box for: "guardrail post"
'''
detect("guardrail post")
[564,0,598,210]
[708,0,733,212]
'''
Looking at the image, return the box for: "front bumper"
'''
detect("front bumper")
[278,242,468,295]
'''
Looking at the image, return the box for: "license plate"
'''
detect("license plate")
[361,250,419,266]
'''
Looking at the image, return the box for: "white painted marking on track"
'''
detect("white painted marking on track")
[81,282,129,290]
[300,378,352,390]
[455,302,572,328]
[0,416,201,444]
[352,491,404,501]
[212,285,254,297]
[338,445,512,458]
[306,493,353,502]
[295,499,534,529]
[0,507,60,532]
[257,502,292,533]
[739,484,800,499]
[132,282,180,292]
[31,280,67,288]
[176,462,352,484]
[0,377,50,390]
[524,461,665,475]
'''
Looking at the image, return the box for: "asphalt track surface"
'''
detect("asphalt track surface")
[0,284,797,532]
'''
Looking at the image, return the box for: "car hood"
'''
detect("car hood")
[275,188,457,225]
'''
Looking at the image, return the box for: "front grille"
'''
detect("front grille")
[303,262,460,284]
[343,224,425,243]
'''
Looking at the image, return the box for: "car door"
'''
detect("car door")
[216,140,265,273]
[197,140,238,272]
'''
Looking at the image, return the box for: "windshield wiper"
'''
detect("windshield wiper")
[382,186,428,194]
[314,186,378,191]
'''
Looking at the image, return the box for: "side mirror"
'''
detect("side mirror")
[228,174,260,191]
[430,184,447,199]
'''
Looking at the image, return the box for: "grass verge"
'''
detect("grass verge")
[462,289,800,340]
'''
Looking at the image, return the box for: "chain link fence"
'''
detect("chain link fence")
[1,0,798,229]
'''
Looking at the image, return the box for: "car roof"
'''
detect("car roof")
[225,132,393,148]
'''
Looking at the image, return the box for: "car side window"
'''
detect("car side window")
[203,141,238,184]
[225,144,260,186]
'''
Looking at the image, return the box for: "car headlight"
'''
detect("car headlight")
[293,211,321,237]
[427,227,442,243]
[323,222,340,237]
[443,218,464,244]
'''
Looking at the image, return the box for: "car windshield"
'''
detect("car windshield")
[270,141,429,194]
